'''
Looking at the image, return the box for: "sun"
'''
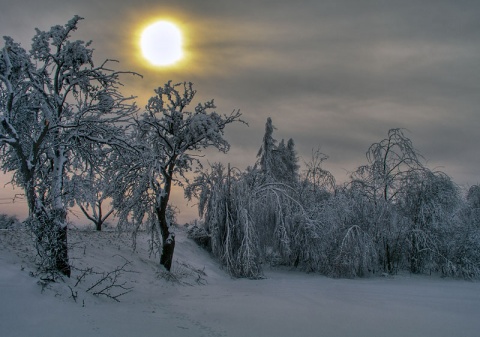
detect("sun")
[140,21,183,66]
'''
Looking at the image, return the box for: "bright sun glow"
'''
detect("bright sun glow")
[140,21,183,66]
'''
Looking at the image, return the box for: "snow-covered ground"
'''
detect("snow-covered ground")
[1,227,479,337]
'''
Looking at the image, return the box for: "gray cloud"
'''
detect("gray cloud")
[1,0,480,222]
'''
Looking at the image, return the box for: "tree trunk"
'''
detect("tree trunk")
[55,225,71,277]
[33,210,71,278]
[385,242,392,273]
[160,235,175,271]
[95,201,103,231]
[409,232,420,274]
[156,202,175,272]
[51,147,70,276]
[49,207,71,278]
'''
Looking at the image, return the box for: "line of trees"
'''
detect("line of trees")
[2,17,478,281]
[187,119,480,279]
[0,17,242,277]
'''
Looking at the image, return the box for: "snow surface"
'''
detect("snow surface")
[1,227,479,337]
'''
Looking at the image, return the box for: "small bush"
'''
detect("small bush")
[0,214,20,229]
[187,223,211,250]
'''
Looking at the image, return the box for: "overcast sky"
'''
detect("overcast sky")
[1,0,480,222]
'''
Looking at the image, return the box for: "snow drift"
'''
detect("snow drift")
[1,227,480,337]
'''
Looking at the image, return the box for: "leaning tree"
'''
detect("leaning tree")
[0,16,137,276]
[112,81,242,271]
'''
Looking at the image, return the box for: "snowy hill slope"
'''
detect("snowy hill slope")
[1,227,480,337]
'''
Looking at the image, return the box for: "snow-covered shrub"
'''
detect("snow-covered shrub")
[187,223,210,249]
[0,214,19,229]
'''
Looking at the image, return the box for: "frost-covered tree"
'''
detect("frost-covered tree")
[257,117,276,179]
[351,128,424,203]
[69,164,115,231]
[190,121,316,277]
[347,129,426,274]
[187,163,262,278]
[398,170,460,274]
[257,118,299,185]
[453,188,480,279]
[113,81,242,271]
[276,138,299,184]
[285,138,299,181]
[467,185,480,209]
[0,16,136,276]
[301,149,335,205]
[190,124,479,279]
